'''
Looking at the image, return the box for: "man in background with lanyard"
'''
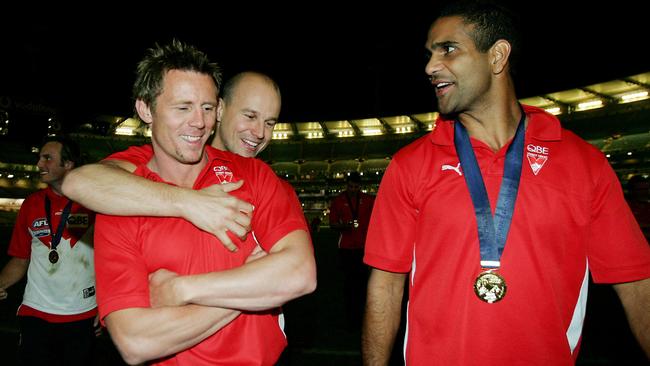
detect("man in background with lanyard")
[0,136,98,365]
[362,1,650,365]
[329,171,375,328]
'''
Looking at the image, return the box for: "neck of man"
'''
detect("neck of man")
[148,150,208,189]
[48,180,64,196]
[212,134,227,151]
[457,86,523,152]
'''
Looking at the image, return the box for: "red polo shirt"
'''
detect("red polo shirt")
[364,105,650,365]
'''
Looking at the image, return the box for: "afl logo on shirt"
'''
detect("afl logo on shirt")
[213,166,234,184]
[31,217,51,237]
[526,144,549,176]
[67,213,89,228]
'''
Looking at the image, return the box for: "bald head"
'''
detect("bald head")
[213,72,282,157]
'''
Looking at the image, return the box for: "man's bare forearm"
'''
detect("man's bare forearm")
[362,269,406,366]
[106,305,239,365]
[159,230,316,311]
[62,160,253,249]
[62,160,183,216]
[614,277,650,359]
[0,258,29,300]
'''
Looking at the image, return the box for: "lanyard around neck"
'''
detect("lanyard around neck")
[453,108,526,268]
[345,192,361,219]
[45,196,73,251]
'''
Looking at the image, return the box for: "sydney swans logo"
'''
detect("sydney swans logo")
[213,166,234,184]
[526,144,549,175]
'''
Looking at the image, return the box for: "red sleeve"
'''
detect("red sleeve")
[363,157,417,273]
[103,144,154,166]
[587,160,650,283]
[248,160,310,252]
[94,214,151,322]
[7,195,36,259]
[281,180,308,228]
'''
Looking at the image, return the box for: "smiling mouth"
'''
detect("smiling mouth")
[434,82,453,96]
[242,139,260,150]
[181,135,202,143]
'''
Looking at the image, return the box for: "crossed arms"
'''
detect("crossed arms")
[105,230,314,364]
[63,160,316,364]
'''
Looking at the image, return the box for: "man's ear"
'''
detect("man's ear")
[490,39,511,74]
[63,160,74,170]
[135,99,153,124]
[216,97,225,124]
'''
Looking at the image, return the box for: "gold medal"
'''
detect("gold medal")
[48,249,59,264]
[352,219,359,228]
[473,270,506,303]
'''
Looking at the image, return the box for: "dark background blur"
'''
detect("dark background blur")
[0,2,647,137]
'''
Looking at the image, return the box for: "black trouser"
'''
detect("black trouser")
[18,316,95,366]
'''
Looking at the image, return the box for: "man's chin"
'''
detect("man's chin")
[234,147,257,158]
[178,151,207,165]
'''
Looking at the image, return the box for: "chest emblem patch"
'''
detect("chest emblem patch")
[526,144,549,176]
[213,165,234,184]
[31,217,50,237]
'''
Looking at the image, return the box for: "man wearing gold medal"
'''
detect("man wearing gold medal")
[0,136,98,365]
[363,1,650,365]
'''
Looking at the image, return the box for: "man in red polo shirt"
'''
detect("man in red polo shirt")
[362,2,650,365]
[63,71,285,252]
[329,171,375,327]
[91,40,315,365]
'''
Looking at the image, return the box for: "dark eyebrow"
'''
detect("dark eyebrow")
[428,40,459,51]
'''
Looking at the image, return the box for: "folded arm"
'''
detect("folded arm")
[362,268,406,366]
[62,160,253,251]
[105,305,239,365]
[614,277,650,359]
[150,230,316,311]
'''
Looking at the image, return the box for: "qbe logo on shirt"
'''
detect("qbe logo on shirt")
[67,213,90,229]
[526,144,549,176]
[213,165,234,184]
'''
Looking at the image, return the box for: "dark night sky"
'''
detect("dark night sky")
[1,3,647,132]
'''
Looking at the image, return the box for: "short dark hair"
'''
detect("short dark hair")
[221,71,281,104]
[133,39,222,110]
[42,135,83,167]
[439,0,521,73]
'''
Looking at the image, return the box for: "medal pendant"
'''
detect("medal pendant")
[352,219,359,228]
[48,249,59,264]
[473,270,506,303]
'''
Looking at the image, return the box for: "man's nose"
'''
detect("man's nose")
[251,120,265,139]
